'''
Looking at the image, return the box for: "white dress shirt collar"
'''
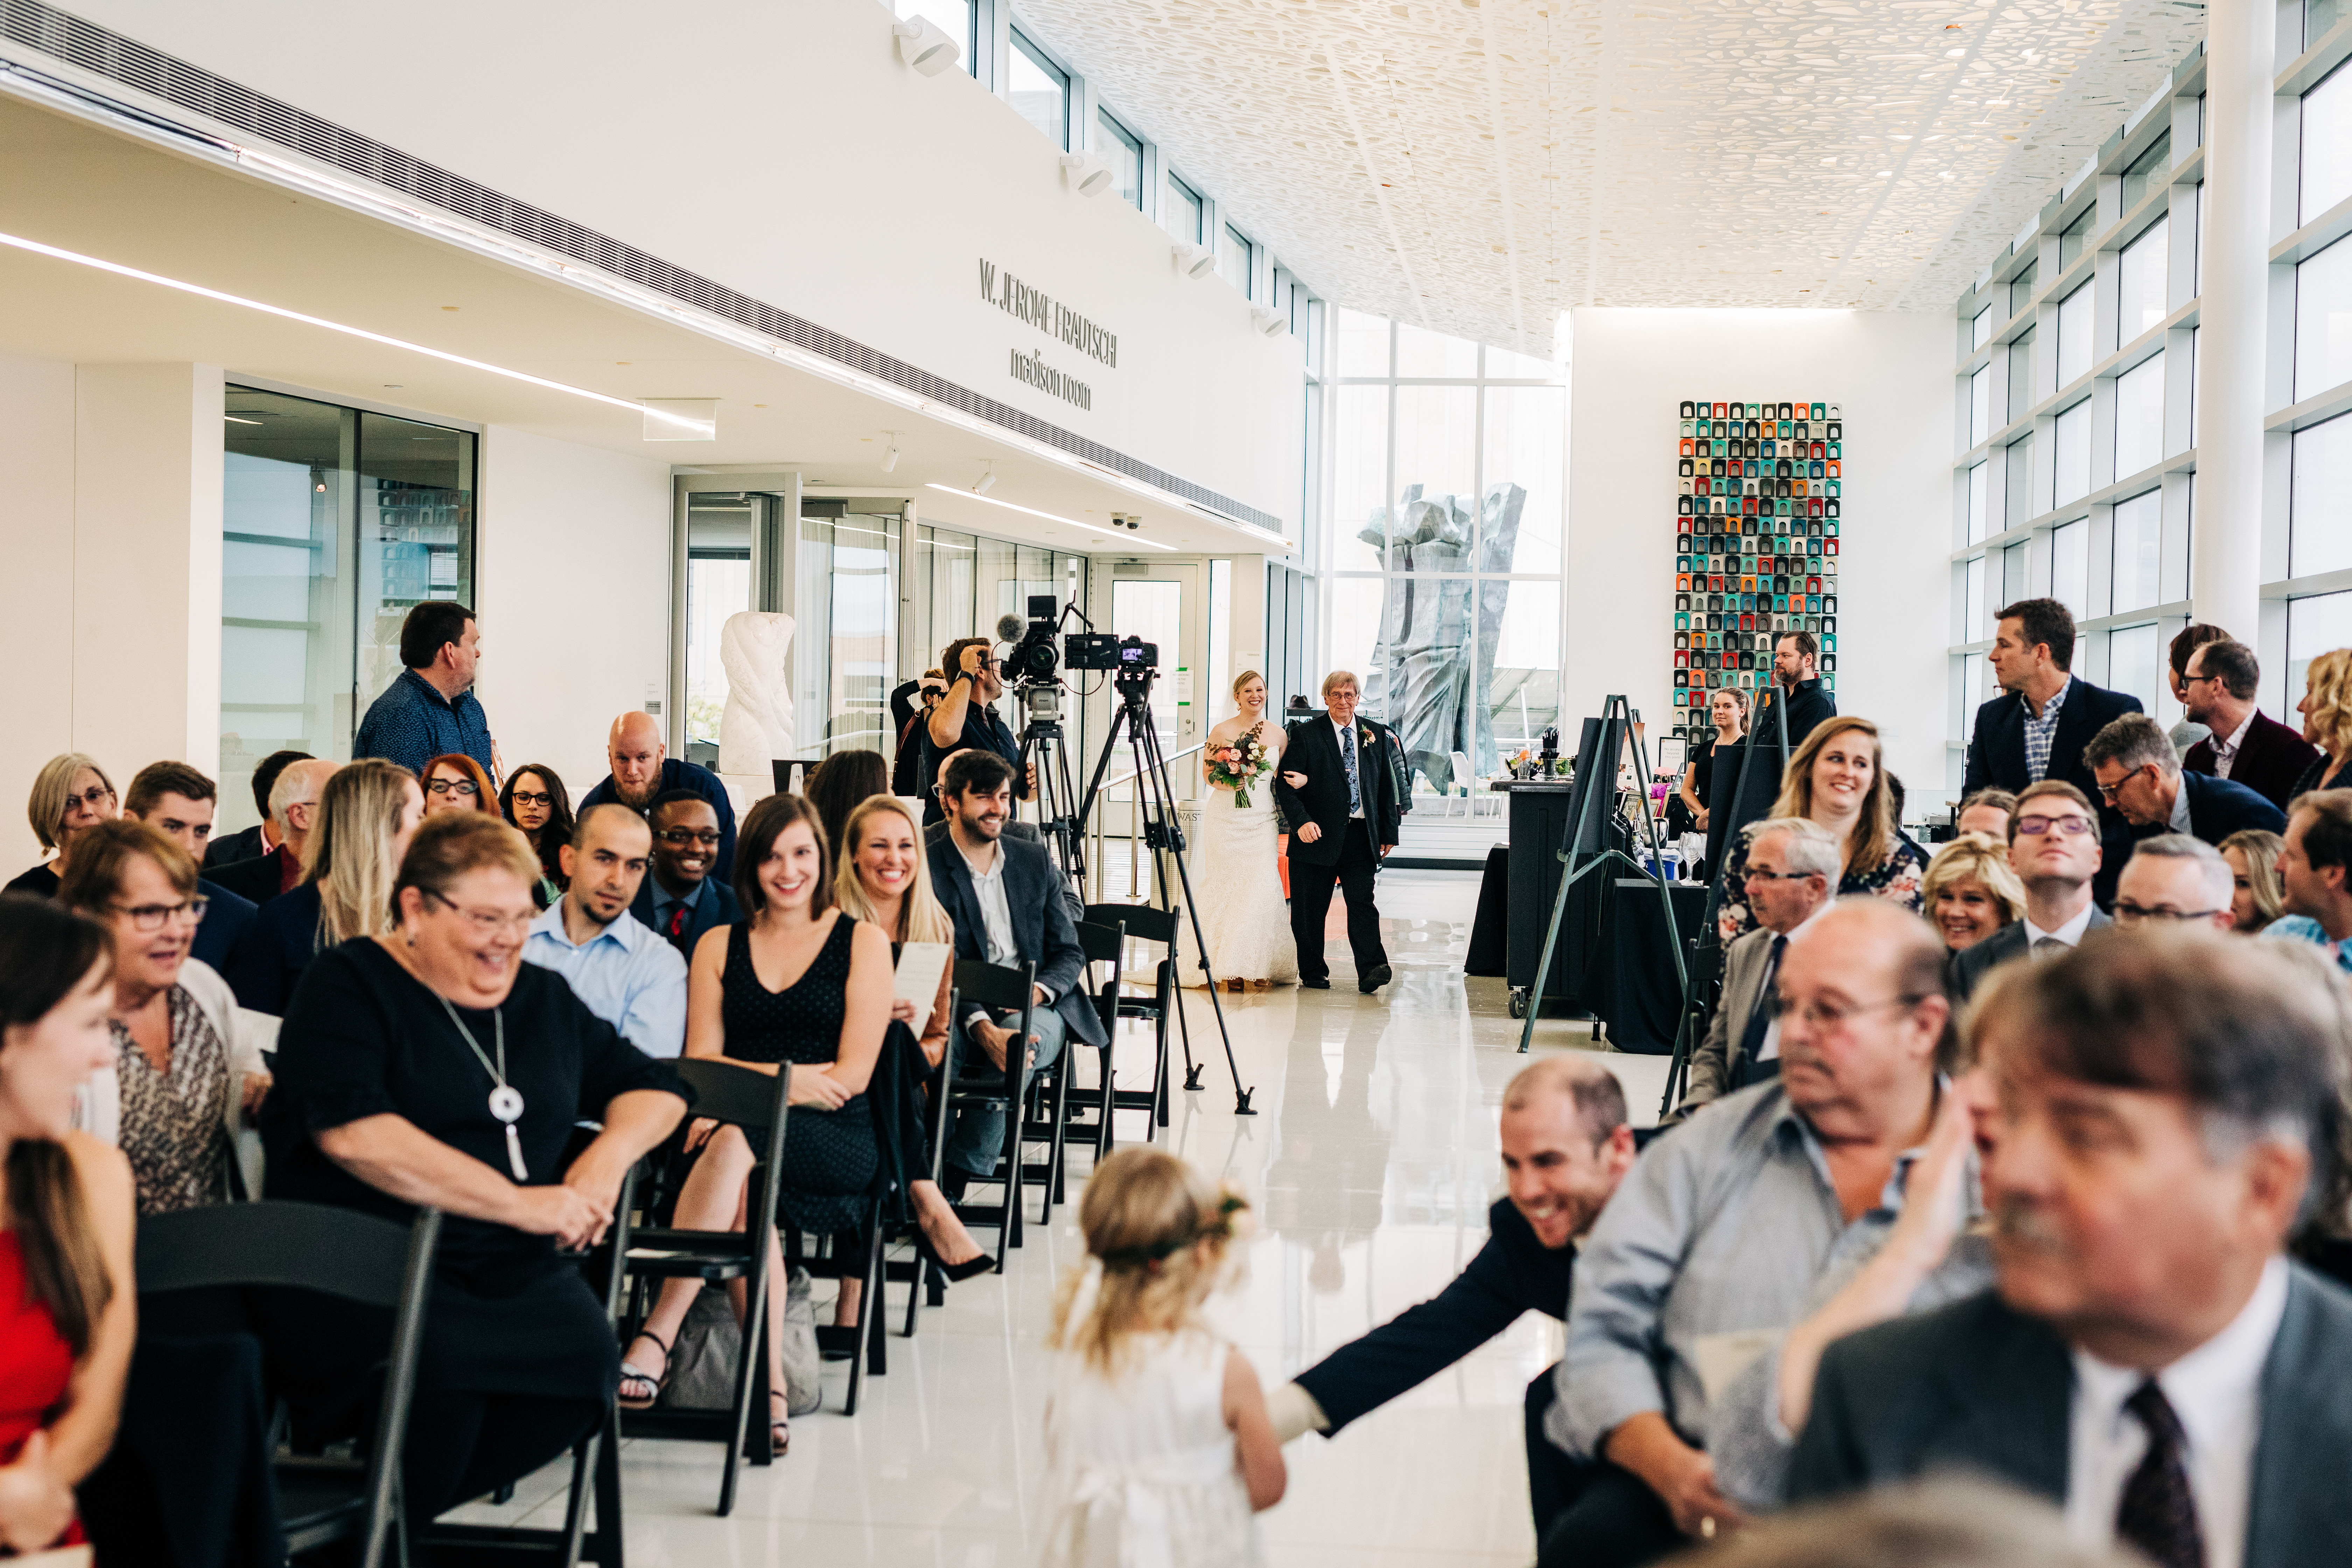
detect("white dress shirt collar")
[2210,709,2257,776]
[1332,715,1366,818]
[2064,1255,2289,1568]
[2024,901,2096,949]
[2168,772,2195,833]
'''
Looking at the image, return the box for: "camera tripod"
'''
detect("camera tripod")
[1073,669,1255,1115]
[1014,684,1088,891]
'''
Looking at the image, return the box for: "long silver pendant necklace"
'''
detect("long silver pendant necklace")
[436,993,528,1181]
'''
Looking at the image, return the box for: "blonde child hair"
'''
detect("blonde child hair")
[1051,1148,1251,1374]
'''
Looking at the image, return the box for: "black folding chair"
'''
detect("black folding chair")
[1056,918,1127,1187]
[1084,901,1181,1139]
[934,957,1039,1268]
[617,1057,792,1517]
[134,1201,440,1568]
[796,1182,890,1415]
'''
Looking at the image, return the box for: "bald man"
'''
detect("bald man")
[1270,1055,1637,1539]
[575,711,739,876]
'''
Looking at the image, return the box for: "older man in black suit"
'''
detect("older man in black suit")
[1275,670,1400,993]
[2085,713,2286,848]
[1789,929,2352,1568]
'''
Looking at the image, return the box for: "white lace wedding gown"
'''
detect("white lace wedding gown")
[1181,734,1298,987]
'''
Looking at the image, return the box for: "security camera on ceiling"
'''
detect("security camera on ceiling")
[1172,243,1217,280]
[881,431,900,473]
[1059,152,1115,198]
[1250,305,1287,338]
[891,18,961,76]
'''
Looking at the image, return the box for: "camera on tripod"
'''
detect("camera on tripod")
[1004,594,1154,683]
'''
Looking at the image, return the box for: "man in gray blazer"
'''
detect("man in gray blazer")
[1789,929,2352,1568]
[1666,817,1837,1123]
[1952,780,2110,1002]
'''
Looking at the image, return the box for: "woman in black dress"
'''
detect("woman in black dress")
[616,792,894,1455]
[1678,687,1746,878]
[260,812,688,1527]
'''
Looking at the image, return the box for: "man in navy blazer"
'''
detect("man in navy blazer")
[628,791,742,962]
[925,748,1104,1188]
[1788,930,2352,1568]
[2180,639,2322,815]
[2085,713,2287,849]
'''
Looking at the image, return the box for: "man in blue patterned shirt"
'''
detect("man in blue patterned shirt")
[2266,790,2352,973]
[353,601,496,779]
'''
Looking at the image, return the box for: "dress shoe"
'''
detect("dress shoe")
[1301,977,1331,989]
[1358,965,1393,993]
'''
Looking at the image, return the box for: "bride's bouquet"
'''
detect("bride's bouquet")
[1207,730,1275,808]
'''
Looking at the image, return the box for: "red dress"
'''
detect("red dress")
[0,1233,84,1548]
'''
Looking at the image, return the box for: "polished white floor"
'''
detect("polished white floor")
[457,869,1672,1565]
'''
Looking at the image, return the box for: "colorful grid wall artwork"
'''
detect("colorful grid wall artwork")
[1671,399,1844,740]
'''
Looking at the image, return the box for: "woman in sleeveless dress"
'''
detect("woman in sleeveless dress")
[615,794,894,1456]
[0,897,138,1554]
[1182,673,1298,989]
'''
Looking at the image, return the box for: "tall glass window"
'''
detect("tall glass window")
[683,495,756,768]
[2057,282,2096,388]
[2112,489,2165,613]
[1008,30,1069,149]
[1972,305,1994,349]
[2304,60,2352,224]
[1969,364,1992,447]
[2051,519,2090,621]
[2292,412,2352,578]
[1965,554,1989,642]
[2115,354,2166,478]
[1097,110,1144,210]
[2121,132,2172,214]
[1164,174,1203,245]
[2008,325,2037,418]
[1967,462,1989,543]
[795,504,902,757]
[2054,399,2092,507]
[2059,205,2096,272]
[1219,223,1255,298]
[2295,234,2352,402]
[2110,623,2162,712]
[2010,259,2039,320]
[2118,218,2171,341]
[2288,590,2352,714]
[2005,433,2037,526]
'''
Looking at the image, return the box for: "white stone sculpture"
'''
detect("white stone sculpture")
[719,611,796,775]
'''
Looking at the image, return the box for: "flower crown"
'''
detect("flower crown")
[1096,1192,1251,1274]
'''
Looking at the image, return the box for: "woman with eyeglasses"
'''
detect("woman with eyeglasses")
[258,811,688,1534]
[422,754,498,819]
[498,765,575,910]
[6,755,119,900]
[247,761,425,1013]
[57,821,271,1212]
[1713,716,1927,942]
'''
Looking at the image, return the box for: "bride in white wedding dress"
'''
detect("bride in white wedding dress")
[1182,672,1299,989]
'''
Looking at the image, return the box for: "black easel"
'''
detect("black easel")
[1658,683,1791,1114]
[1516,696,1686,1054]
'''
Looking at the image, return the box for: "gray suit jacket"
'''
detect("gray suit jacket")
[1788,1270,2352,1568]
[1668,925,1778,1122]
[1950,906,2112,1001]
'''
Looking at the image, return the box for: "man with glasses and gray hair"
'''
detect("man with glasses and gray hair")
[2086,712,2284,849]
[1667,817,1841,1124]
[1545,898,1956,1567]
[1952,781,2112,1002]
[2112,834,2237,932]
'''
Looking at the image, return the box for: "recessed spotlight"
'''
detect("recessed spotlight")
[974,462,997,495]
[383,384,402,388]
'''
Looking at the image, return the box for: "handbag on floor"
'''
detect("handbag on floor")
[657,1265,822,1417]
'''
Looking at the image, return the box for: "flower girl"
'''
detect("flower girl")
[1036,1148,1285,1567]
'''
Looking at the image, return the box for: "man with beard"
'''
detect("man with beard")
[578,710,737,874]
[627,791,741,962]
[923,637,1028,826]
[525,804,686,1056]
[1790,930,2352,1568]
[1551,899,1953,1567]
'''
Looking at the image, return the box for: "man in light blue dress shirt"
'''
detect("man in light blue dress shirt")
[523,804,688,1057]
[2266,790,2352,973]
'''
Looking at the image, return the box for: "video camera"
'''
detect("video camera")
[1002,595,1155,684]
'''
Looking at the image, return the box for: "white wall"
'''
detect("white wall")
[0,353,78,872]
[473,427,674,804]
[1566,309,1953,805]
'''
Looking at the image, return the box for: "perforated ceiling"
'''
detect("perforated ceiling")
[1018,0,2208,346]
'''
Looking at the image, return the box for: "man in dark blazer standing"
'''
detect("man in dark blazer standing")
[2085,714,2287,848]
[1788,931,2352,1568]
[926,748,1104,1186]
[2181,640,2321,814]
[1275,670,1399,993]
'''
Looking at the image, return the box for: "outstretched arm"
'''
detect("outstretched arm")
[1290,1230,1527,1435]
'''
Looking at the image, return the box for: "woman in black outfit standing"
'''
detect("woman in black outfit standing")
[259,812,688,1528]
[613,792,893,1456]
[1677,687,1746,878]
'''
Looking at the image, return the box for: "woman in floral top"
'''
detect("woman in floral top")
[1714,715,1926,943]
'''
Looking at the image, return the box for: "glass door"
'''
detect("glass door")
[1093,561,1206,793]
[682,494,758,770]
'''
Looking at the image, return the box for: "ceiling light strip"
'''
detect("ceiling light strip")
[923,483,1175,550]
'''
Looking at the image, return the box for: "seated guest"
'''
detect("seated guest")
[1270,1057,1634,1544]
[2180,639,2320,813]
[2086,712,2285,846]
[2268,788,2352,972]
[205,757,338,911]
[499,763,574,909]
[2165,621,2232,758]
[629,791,742,960]
[925,749,1104,1192]
[806,750,889,860]
[259,812,688,1531]
[1951,782,2109,1001]
[247,761,423,1013]
[1713,717,1927,941]
[2290,648,2352,798]
[1952,787,2016,840]
[7,755,117,898]
[121,762,262,1000]
[421,753,496,818]
[892,671,947,798]
[2220,827,2288,934]
[59,822,270,1210]
[2112,834,2236,931]
[351,601,493,778]
[1787,930,2352,1568]
[0,896,137,1555]
[1670,819,1837,1124]
[1923,832,2025,954]
[923,637,1029,825]
[522,806,685,1058]
[1550,899,1954,1567]
[612,795,890,1454]
[579,711,738,874]
[203,748,310,869]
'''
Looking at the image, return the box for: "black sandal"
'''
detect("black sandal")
[771,1388,790,1456]
[616,1329,672,1410]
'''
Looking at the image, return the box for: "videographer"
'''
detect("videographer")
[924,637,1028,825]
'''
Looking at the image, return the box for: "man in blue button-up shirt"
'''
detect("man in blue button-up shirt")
[522,804,687,1057]
[353,601,497,779]
[2265,791,2352,975]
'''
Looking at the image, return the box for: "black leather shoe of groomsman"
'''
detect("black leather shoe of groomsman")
[1358,965,1393,994]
